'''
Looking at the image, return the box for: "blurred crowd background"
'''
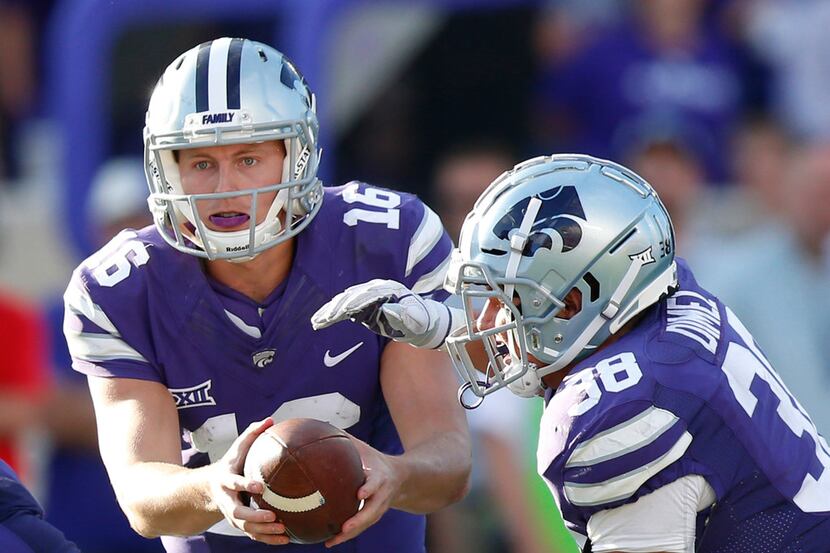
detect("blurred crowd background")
[2,0,830,552]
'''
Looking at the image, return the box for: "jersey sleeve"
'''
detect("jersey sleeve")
[395,192,453,302]
[547,394,699,524]
[334,182,453,301]
[62,231,161,383]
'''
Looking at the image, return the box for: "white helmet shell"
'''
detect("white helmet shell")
[144,37,323,261]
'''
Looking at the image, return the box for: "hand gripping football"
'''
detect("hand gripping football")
[242,418,366,544]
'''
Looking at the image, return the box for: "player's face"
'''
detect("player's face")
[475,295,541,369]
[474,288,582,373]
[177,141,286,232]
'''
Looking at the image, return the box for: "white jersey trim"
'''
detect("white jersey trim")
[64,281,120,336]
[412,253,451,295]
[587,474,716,553]
[405,205,443,277]
[566,406,680,468]
[223,309,262,339]
[564,431,693,506]
[65,332,148,363]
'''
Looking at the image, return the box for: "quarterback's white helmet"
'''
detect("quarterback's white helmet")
[144,37,322,261]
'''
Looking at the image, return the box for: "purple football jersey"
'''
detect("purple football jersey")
[538,259,830,551]
[63,183,452,553]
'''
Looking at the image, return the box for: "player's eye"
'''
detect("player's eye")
[241,157,257,167]
[194,160,210,171]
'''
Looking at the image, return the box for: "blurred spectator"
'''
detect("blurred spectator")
[744,0,830,140]
[431,140,516,241]
[0,0,55,181]
[533,0,744,181]
[713,113,795,235]
[0,292,49,478]
[533,0,624,67]
[0,1,37,181]
[693,140,830,435]
[85,157,152,241]
[41,157,161,553]
[426,141,575,553]
[623,121,712,259]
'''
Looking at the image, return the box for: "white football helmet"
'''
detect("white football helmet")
[144,37,322,261]
[445,154,677,401]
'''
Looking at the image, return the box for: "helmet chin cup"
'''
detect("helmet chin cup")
[505,363,544,398]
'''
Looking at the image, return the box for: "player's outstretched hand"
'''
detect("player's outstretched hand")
[208,418,290,546]
[311,279,459,349]
[324,436,401,549]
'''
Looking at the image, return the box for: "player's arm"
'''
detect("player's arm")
[379,341,471,511]
[87,375,288,544]
[311,279,490,369]
[325,342,471,547]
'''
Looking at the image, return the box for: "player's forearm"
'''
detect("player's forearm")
[113,461,222,538]
[390,429,471,513]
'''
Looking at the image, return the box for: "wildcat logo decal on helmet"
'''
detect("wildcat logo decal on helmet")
[493,186,585,256]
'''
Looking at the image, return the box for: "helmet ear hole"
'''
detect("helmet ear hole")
[583,272,600,302]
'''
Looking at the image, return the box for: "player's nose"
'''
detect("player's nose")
[475,298,501,333]
[214,162,243,193]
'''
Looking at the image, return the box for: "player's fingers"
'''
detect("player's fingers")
[240,417,274,441]
[344,437,380,500]
[312,280,400,329]
[231,504,277,524]
[356,470,382,501]
[250,532,291,546]
[227,418,274,468]
[314,292,378,327]
[311,295,347,329]
[219,472,260,494]
[239,519,286,535]
[324,499,384,548]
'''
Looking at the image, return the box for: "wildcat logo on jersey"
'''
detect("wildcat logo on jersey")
[493,186,586,256]
[169,380,217,409]
[253,349,276,369]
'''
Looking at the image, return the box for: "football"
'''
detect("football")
[242,418,365,544]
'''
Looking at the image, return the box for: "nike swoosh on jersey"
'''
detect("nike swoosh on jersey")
[323,342,364,367]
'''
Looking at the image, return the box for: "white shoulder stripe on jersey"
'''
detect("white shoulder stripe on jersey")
[412,253,451,295]
[64,332,148,363]
[63,281,120,336]
[566,406,680,468]
[224,309,262,339]
[207,37,232,111]
[564,431,692,507]
[405,205,444,277]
